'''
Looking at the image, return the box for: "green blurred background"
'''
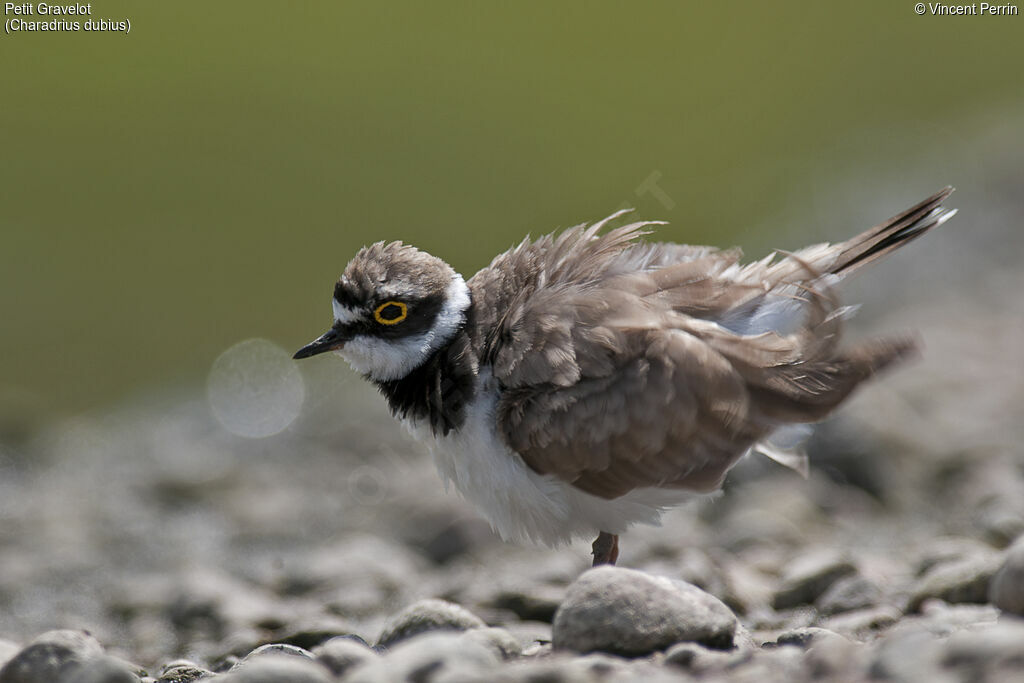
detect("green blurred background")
[1,1,1021,431]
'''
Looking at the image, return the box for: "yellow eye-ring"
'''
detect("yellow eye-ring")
[374,301,408,325]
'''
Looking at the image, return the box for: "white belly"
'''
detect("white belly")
[404,368,705,547]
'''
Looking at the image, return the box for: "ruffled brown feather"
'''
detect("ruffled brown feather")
[468,190,954,499]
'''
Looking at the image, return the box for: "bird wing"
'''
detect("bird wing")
[475,193,951,499]
[490,286,905,500]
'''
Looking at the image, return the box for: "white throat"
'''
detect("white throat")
[337,275,471,381]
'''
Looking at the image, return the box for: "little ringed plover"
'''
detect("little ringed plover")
[295,187,956,565]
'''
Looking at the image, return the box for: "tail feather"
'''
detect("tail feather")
[831,186,956,277]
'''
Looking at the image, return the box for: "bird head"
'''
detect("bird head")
[294,242,471,381]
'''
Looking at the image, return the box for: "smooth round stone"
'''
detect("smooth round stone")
[0,630,104,683]
[311,636,378,677]
[552,566,738,657]
[239,644,316,663]
[375,598,486,648]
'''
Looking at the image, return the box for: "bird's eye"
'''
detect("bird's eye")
[374,301,408,325]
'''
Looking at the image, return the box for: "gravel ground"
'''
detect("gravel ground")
[1,169,1023,682]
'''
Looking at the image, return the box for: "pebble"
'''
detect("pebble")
[568,653,679,682]
[397,505,497,564]
[217,655,332,683]
[0,630,104,683]
[65,656,142,683]
[272,615,360,650]
[663,642,735,671]
[868,626,953,683]
[311,636,378,677]
[165,570,284,642]
[818,605,902,639]
[500,620,552,651]
[772,626,847,649]
[914,536,1001,576]
[461,626,522,660]
[815,573,883,616]
[238,643,317,664]
[736,646,808,681]
[375,598,487,648]
[913,601,1001,637]
[154,661,214,683]
[552,566,738,656]
[907,553,1004,612]
[772,550,857,609]
[716,558,775,615]
[941,619,1024,680]
[803,632,867,680]
[486,583,564,623]
[347,632,499,683]
[989,535,1024,616]
[288,536,427,618]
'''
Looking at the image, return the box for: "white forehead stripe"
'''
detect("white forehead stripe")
[333,299,363,325]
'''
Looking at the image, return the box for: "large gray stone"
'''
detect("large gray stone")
[552,566,737,657]
[0,630,104,683]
